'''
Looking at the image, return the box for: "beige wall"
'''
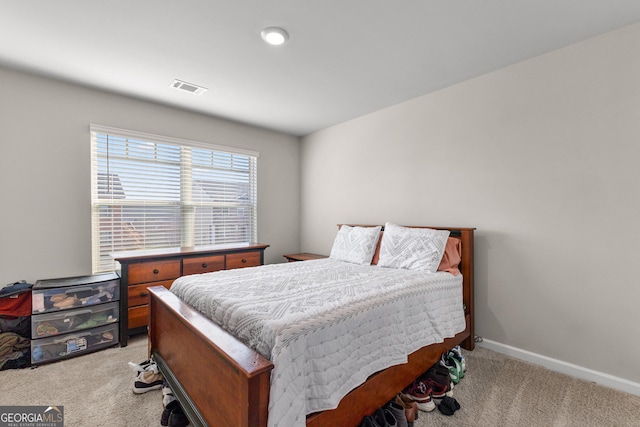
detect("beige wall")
[0,66,300,283]
[301,23,640,382]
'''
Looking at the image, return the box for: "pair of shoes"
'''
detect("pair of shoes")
[360,408,397,427]
[403,380,435,412]
[395,394,419,427]
[417,377,450,405]
[161,400,189,426]
[419,365,454,401]
[131,358,163,394]
[437,396,461,416]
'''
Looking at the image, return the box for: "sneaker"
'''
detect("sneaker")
[440,353,462,384]
[403,381,435,412]
[420,377,450,405]
[420,369,453,397]
[162,380,176,407]
[133,370,163,394]
[449,345,467,372]
[128,358,155,375]
[168,403,189,427]
[161,400,179,426]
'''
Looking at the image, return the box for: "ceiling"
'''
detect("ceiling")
[2,1,640,136]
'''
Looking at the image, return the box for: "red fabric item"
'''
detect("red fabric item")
[0,291,32,316]
[438,237,462,276]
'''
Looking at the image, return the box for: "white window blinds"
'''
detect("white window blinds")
[90,125,258,273]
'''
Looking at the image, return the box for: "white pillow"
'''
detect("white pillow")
[329,225,382,265]
[377,223,450,272]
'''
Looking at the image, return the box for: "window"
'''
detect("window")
[90,125,258,273]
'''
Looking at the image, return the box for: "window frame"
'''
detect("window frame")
[90,124,259,273]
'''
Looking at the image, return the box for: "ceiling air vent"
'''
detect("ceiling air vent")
[170,79,208,95]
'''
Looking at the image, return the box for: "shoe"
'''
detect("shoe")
[421,368,454,397]
[133,370,163,394]
[395,394,418,425]
[384,400,407,427]
[403,381,435,412]
[168,403,189,427]
[449,345,466,372]
[428,362,452,379]
[419,377,450,404]
[128,358,155,375]
[370,408,396,427]
[382,408,397,427]
[161,400,179,426]
[440,353,462,384]
[162,380,176,407]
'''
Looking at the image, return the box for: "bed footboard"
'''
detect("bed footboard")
[148,286,274,427]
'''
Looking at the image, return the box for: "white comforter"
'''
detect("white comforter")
[170,258,465,427]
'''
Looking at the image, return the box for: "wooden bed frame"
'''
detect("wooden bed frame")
[148,225,475,427]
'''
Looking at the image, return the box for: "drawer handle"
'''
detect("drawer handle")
[242,258,247,263]
[202,263,208,268]
[153,269,159,274]
[140,292,149,297]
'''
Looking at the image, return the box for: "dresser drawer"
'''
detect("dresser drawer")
[32,301,119,339]
[127,260,181,285]
[31,323,118,365]
[226,251,261,269]
[128,305,149,329]
[32,276,119,314]
[128,280,174,307]
[183,255,225,276]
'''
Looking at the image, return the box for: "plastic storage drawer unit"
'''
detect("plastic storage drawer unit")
[31,301,119,339]
[31,323,118,364]
[32,272,119,314]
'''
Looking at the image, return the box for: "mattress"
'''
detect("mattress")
[170,258,465,427]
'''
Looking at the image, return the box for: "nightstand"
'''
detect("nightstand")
[283,253,328,262]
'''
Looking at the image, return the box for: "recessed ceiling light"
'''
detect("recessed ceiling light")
[170,79,207,95]
[261,27,289,46]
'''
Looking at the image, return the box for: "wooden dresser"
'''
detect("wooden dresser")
[113,243,269,346]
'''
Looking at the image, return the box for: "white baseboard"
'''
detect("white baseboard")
[477,338,640,397]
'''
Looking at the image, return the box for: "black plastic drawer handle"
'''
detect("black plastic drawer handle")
[153,269,159,274]
[202,263,208,268]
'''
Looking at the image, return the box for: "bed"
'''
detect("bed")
[147,224,475,427]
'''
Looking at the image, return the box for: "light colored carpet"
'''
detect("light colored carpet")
[0,335,161,427]
[1,336,639,426]
[414,345,640,427]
